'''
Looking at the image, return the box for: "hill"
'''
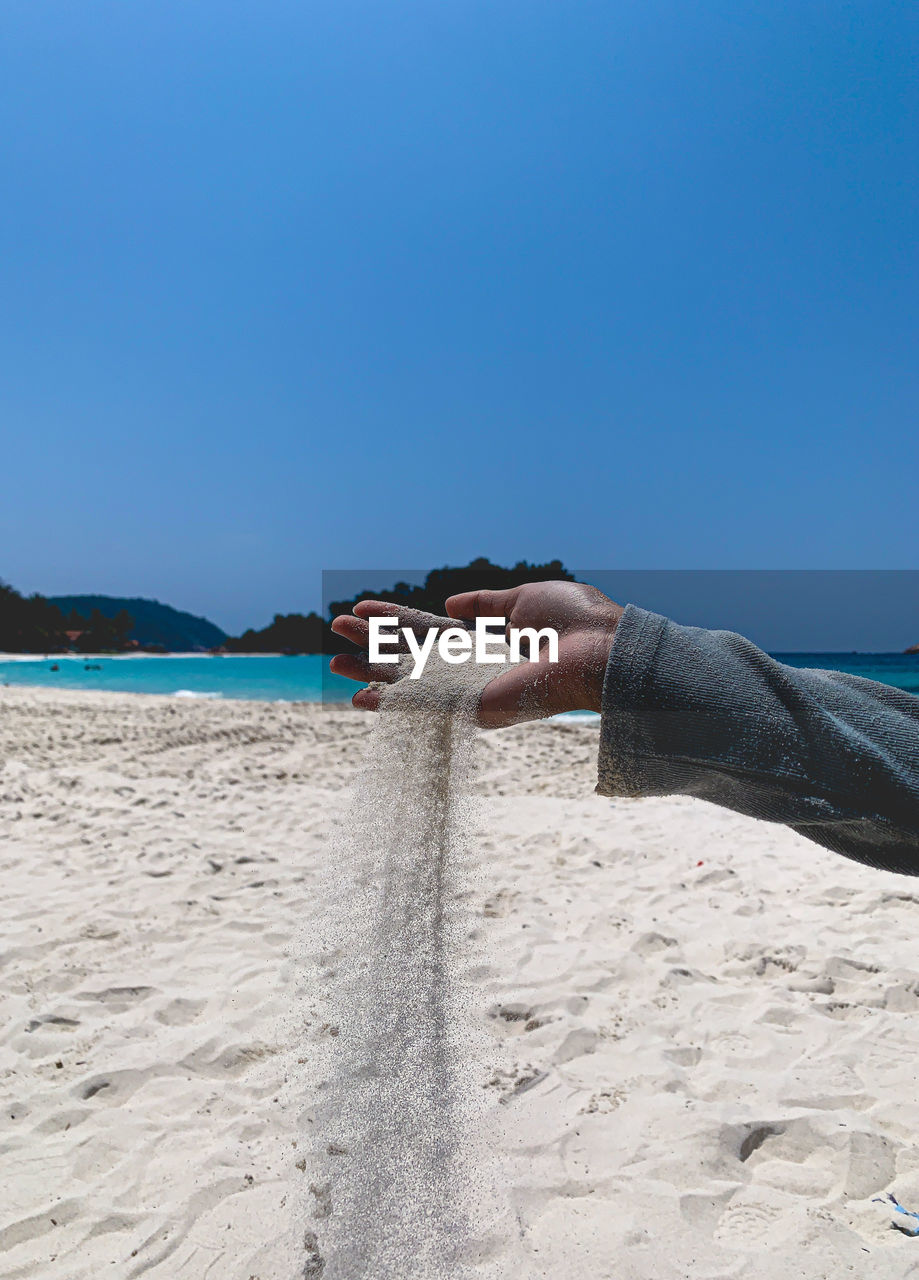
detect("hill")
[225,558,577,653]
[325,557,575,629]
[49,596,227,652]
[225,611,327,654]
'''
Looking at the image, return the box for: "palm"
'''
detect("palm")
[329,580,622,728]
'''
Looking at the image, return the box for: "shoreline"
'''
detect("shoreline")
[3,649,915,663]
[0,681,601,718]
[0,650,298,662]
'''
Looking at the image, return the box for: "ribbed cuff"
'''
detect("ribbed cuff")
[596,603,668,797]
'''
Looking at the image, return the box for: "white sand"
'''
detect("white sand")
[3,686,919,1277]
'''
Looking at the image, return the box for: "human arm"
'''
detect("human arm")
[330,583,919,873]
[598,604,919,875]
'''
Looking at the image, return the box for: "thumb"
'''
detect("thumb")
[476,659,572,729]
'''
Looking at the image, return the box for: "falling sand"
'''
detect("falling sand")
[304,638,510,1280]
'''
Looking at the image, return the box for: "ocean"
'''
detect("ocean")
[0,651,917,703]
[0,653,352,702]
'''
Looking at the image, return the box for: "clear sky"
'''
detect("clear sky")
[1,1,916,634]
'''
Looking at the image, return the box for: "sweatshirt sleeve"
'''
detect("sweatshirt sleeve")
[597,604,919,875]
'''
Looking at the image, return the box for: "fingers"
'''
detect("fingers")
[352,599,456,637]
[331,604,446,654]
[329,653,401,685]
[330,614,370,647]
[331,598,457,714]
[445,587,520,622]
[352,685,382,711]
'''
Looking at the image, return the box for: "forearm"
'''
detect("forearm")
[597,605,919,875]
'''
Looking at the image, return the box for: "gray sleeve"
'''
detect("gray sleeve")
[597,604,919,876]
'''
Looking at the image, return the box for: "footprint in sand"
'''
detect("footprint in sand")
[714,1191,787,1247]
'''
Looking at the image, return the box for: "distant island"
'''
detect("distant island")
[1,558,573,654]
[907,643,919,655]
[50,595,227,653]
[0,582,227,653]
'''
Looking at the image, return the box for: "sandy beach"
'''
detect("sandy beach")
[4,685,919,1278]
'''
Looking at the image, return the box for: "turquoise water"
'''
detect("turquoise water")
[0,652,917,702]
[0,654,356,702]
[774,653,919,695]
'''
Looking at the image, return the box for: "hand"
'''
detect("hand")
[329,581,623,729]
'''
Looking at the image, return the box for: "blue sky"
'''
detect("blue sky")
[1,1,916,633]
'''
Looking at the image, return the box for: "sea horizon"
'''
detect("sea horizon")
[1,649,917,703]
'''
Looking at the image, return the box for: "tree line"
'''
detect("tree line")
[2,559,576,654]
[224,558,575,653]
[0,581,135,653]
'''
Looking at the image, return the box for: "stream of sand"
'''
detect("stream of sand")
[308,641,506,1279]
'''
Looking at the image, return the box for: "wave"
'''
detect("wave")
[172,689,223,699]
